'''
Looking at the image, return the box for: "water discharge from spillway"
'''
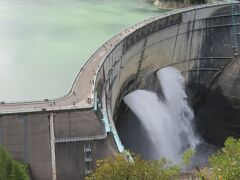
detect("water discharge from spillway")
[124,67,200,163]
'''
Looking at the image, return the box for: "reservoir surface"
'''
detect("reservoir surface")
[0,0,164,102]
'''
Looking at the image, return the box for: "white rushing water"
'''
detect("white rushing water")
[124,67,199,163]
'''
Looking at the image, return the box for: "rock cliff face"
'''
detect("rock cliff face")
[153,0,190,9]
[152,0,204,10]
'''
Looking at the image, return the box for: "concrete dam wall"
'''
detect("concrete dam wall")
[95,2,240,148]
[0,2,240,179]
[0,109,117,180]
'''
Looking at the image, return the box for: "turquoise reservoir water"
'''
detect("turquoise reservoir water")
[0,0,165,101]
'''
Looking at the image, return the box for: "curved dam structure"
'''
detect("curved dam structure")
[0,2,240,179]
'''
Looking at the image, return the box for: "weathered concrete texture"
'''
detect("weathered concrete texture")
[0,113,52,180]
[0,115,25,161]
[27,113,52,180]
[0,109,111,180]
[196,57,240,146]
[54,109,103,139]
[55,135,117,180]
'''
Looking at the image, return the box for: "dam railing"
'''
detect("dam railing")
[0,2,238,114]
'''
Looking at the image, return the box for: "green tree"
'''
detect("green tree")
[209,137,240,180]
[195,167,213,180]
[11,161,29,180]
[85,153,180,180]
[0,145,13,180]
[195,137,240,180]
[0,145,29,180]
[182,148,196,168]
[182,148,196,179]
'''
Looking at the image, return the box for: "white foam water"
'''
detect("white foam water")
[124,67,199,163]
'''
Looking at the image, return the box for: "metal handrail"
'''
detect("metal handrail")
[55,133,107,143]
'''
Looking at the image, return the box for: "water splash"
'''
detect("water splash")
[124,67,199,163]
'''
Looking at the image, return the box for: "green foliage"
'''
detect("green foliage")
[85,153,180,180]
[11,161,29,180]
[194,137,240,180]
[182,148,196,179]
[195,167,213,180]
[0,146,29,180]
[87,137,240,180]
[209,137,240,180]
[0,145,13,180]
[182,148,196,167]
